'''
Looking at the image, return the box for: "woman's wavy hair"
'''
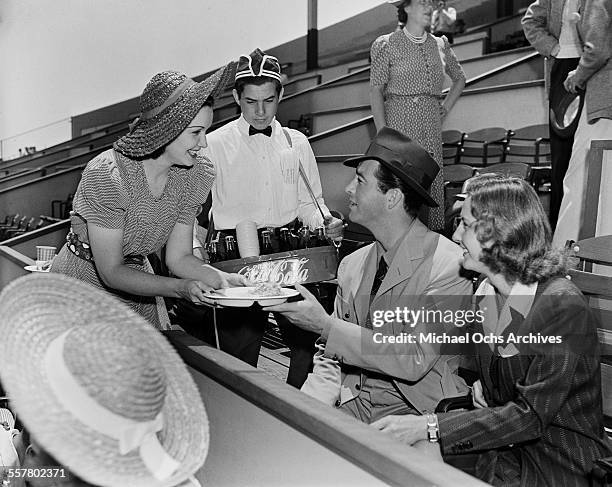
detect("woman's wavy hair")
[466,175,572,285]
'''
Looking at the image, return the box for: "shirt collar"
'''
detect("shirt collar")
[374,220,416,268]
[237,115,278,137]
[475,278,538,353]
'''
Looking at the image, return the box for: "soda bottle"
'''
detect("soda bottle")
[298,226,311,249]
[279,227,293,252]
[224,235,238,260]
[315,226,328,247]
[261,230,275,255]
[207,240,220,263]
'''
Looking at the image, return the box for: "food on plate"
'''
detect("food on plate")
[251,282,282,296]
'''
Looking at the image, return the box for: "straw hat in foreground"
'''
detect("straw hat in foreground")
[0,273,209,487]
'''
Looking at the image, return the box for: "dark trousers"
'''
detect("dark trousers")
[175,289,320,389]
[213,306,318,389]
[549,57,580,230]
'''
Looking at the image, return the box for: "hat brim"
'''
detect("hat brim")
[550,90,584,139]
[0,274,209,487]
[344,155,438,207]
[114,62,236,159]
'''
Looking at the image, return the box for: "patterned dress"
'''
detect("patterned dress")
[370,29,465,231]
[51,148,213,329]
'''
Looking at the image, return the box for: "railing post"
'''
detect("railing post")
[307,0,318,70]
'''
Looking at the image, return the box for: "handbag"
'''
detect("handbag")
[0,408,20,480]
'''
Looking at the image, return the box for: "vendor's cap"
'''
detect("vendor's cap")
[235,48,282,82]
[114,62,236,158]
[0,273,209,487]
[344,127,439,207]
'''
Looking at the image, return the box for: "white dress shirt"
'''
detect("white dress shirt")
[205,116,330,230]
[557,0,582,59]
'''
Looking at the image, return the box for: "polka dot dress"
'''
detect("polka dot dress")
[371,30,465,231]
[50,149,213,328]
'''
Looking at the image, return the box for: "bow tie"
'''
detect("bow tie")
[249,125,272,137]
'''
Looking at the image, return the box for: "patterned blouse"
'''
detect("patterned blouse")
[370,30,465,96]
[73,149,212,255]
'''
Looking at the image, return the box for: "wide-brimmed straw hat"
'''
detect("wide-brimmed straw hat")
[0,274,209,487]
[344,127,439,207]
[114,62,236,158]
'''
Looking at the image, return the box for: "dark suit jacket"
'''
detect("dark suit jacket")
[438,277,611,487]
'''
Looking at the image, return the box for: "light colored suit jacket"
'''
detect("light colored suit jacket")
[522,0,611,122]
[301,219,471,413]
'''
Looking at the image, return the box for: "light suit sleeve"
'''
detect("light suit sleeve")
[573,0,612,86]
[323,239,471,381]
[299,260,349,405]
[522,0,558,57]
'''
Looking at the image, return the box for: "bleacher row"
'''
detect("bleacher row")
[442,124,550,168]
[0,214,61,241]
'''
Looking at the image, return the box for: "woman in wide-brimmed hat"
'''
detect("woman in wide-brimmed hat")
[51,64,245,329]
[0,273,210,487]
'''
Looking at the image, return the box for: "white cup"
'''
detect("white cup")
[36,245,56,262]
[235,220,260,258]
[35,245,56,270]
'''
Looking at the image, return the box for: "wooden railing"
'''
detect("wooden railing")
[167,331,488,486]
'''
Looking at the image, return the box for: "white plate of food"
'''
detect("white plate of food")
[202,283,300,307]
[24,265,50,273]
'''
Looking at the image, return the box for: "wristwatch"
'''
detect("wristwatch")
[426,413,440,443]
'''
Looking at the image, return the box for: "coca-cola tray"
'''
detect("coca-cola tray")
[210,246,338,286]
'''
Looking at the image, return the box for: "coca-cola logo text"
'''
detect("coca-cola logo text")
[238,258,310,285]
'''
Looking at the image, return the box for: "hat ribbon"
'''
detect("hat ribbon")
[141,78,195,122]
[43,330,180,481]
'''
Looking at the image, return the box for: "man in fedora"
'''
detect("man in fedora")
[265,127,471,423]
[198,48,343,388]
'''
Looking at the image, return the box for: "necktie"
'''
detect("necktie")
[370,256,388,298]
[249,125,272,137]
[366,256,388,329]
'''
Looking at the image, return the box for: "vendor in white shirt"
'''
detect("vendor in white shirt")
[203,48,343,387]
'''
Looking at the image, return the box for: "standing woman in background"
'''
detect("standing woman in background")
[51,64,246,329]
[370,0,465,232]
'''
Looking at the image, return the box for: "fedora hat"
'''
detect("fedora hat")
[114,62,236,158]
[344,127,439,207]
[0,273,209,487]
[550,88,584,138]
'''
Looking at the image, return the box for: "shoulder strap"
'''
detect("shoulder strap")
[282,127,293,148]
[282,127,326,219]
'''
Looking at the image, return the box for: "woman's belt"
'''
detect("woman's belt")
[66,231,144,266]
[386,93,444,100]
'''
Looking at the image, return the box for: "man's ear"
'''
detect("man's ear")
[232,89,240,106]
[278,86,285,103]
[387,188,403,209]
